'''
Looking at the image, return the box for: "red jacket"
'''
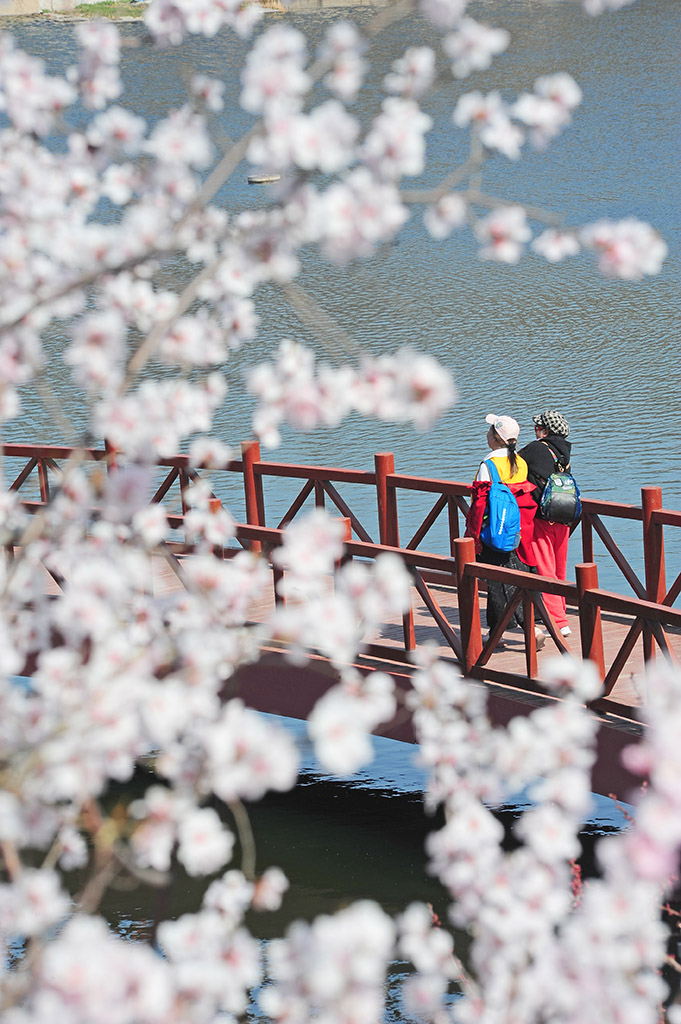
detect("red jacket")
[465,479,538,566]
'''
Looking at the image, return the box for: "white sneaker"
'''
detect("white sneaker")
[534,627,547,650]
[560,626,572,637]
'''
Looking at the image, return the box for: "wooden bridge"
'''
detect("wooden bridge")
[6,440,681,800]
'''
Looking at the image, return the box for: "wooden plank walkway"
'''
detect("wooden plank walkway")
[144,554,679,714]
[36,549,673,798]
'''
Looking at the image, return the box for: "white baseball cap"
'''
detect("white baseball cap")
[485,413,520,443]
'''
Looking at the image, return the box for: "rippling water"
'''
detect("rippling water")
[8,0,681,590]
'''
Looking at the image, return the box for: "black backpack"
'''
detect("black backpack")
[537,443,582,525]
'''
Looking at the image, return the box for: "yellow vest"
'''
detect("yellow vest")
[487,454,528,485]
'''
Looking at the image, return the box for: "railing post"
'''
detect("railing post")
[104,438,118,474]
[242,440,264,554]
[454,537,483,673]
[581,510,594,564]
[642,486,665,662]
[37,459,49,502]
[209,498,224,560]
[375,452,399,547]
[337,516,352,570]
[576,562,605,680]
[447,496,460,555]
[179,467,190,551]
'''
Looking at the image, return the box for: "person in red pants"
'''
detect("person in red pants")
[519,410,573,638]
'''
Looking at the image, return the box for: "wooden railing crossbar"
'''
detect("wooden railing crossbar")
[477,589,522,667]
[9,457,37,492]
[408,567,462,661]
[320,480,375,544]
[655,509,681,528]
[277,479,315,529]
[254,462,375,487]
[585,513,646,599]
[583,589,681,627]
[406,494,447,551]
[601,620,643,698]
[664,570,681,609]
[152,467,180,505]
[581,498,643,522]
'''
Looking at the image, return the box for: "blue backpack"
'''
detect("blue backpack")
[480,459,521,552]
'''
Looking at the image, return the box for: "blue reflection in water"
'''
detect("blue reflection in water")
[264,712,635,830]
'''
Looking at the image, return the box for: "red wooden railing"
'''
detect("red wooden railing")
[2,440,680,719]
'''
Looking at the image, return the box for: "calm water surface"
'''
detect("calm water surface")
[2,1,672,997]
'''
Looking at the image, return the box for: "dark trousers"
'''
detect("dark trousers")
[479,543,527,631]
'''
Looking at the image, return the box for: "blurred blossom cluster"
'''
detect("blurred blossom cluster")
[0,0,674,1021]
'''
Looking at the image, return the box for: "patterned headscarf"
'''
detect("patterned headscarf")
[533,410,570,438]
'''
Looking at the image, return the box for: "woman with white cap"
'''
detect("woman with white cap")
[468,414,536,637]
[476,414,527,486]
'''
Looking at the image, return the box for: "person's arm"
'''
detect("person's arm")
[475,460,491,482]
[519,441,552,501]
[465,481,491,553]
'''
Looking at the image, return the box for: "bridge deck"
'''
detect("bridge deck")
[36,550,673,799]
[144,555,671,713]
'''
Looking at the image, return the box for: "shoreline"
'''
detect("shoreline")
[0,0,381,19]
[0,0,286,18]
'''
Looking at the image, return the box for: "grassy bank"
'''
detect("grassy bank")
[72,0,282,16]
[73,0,145,17]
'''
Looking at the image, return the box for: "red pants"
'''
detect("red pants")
[532,519,570,630]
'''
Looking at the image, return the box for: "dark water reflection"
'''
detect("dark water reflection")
[96,722,631,1023]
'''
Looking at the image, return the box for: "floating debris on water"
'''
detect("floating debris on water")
[247,173,282,185]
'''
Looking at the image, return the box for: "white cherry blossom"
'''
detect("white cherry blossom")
[318,167,409,265]
[384,46,436,98]
[580,217,668,279]
[249,99,358,175]
[513,74,582,148]
[188,437,233,469]
[361,98,432,179]
[176,806,235,876]
[423,193,467,239]
[308,674,396,774]
[253,866,289,911]
[241,25,309,115]
[320,22,367,102]
[144,0,261,46]
[353,349,456,429]
[454,90,524,159]
[443,18,510,78]
[419,0,468,30]
[191,74,224,112]
[0,869,70,937]
[72,22,122,111]
[261,901,395,1023]
[204,699,299,802]
[532,228,580,262]
[583,0,636,12]
[475,205,532,263]
[96,375,226,458]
